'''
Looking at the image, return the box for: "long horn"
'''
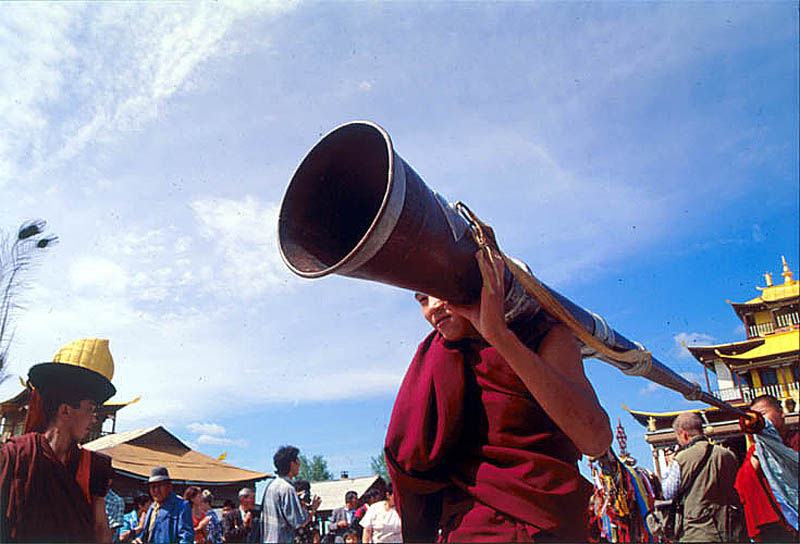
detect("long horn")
[278,121,755,424]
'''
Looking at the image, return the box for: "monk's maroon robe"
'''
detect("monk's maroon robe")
[735,432,799,540]
[0,432,112,542]
[385,317,592,543]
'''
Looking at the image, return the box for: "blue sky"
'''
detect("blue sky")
[0,2,797,486]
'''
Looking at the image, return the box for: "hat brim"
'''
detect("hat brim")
[148,475,171,483]
[28,363,116,405]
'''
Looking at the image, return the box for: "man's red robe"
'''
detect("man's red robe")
[0,432,112,542]
[385,322,592,543]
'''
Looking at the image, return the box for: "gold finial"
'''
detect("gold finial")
[781,256,794,284]
[763,272,774,287]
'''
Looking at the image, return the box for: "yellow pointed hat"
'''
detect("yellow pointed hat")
[52,338,114,381]
[28,338,116,404]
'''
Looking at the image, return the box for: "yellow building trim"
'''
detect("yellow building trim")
[720,330,799,361]
[748,280,799,303]
[777,366,788,386]
[751,369,762,388]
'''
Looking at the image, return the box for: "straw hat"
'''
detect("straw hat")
[27,338,116,405]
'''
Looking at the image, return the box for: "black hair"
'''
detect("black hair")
[223,499,236,509]
[345,490,357,502]
[385,481,393,495]
[40,391,82,425]
[751,394,782,411]
[293,479,311,494]
[133,493,151,509]
[274,445,300,476]
[362,489,379,502]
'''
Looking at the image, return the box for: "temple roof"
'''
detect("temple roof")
[687,330,798,368]
[0,388,139,416]
[715,330,798,363]
[687,338,765,369]
[623,403,744,431]
[83,426,270,485]
[728,257,798,319]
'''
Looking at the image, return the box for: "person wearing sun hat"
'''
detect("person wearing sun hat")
[0,338,118,543]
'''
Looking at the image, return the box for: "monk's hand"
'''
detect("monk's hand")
[451,247,509,344]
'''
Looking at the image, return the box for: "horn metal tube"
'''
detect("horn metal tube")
[278,121,749,419]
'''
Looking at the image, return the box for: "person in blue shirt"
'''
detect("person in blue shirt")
[137,467,193,544]
[260,446,321,543]
[121,493,151,542]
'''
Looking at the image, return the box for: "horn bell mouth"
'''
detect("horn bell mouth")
[278,121,397,278]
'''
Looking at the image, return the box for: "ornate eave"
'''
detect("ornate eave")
[713,330,799,367]
[687,338,766,370]
[623,403,747,433]
[0,389,139,417]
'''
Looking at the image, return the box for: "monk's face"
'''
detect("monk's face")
[751,400,785,433]
[415,293,477,341]
[65,399,97,442]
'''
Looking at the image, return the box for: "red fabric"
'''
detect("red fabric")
[23,389,47,434]
[735,445,784,539]
[194,512,207,543]
[0,432,113,542]
[385,330,591,543]
[783,429,799,452]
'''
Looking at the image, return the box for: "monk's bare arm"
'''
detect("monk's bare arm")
[489,323,612,456]
[452,248,612,456]
[94,496,112,543]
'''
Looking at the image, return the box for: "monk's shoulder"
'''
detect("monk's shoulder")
[2,433,41,474]
[3,432,39,455]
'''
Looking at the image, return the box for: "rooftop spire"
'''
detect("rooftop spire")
[763,272,774,287]
[781,256,794,284]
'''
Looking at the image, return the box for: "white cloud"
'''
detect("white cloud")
[0,3,295,187]
[639,382,660,395]
[190,196,293,297]
[188,422,227,436]
[69,257,128,293]
[679,371,706,384]
[673,332,715,359]
[197,434,248,448]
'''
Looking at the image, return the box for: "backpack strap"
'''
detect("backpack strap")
[675,440,714,503]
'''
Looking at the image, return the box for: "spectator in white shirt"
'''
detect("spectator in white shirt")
[360,484,401,543]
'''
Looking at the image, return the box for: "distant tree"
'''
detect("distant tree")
[0,220,58,382]
[370,451,389,481]
[298,454,332,482]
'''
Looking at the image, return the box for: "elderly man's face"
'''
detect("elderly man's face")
[752,400,785,433]
[149,481,171,504]
[240,490,255,510]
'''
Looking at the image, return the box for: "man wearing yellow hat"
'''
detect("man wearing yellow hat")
[0,339,117,542]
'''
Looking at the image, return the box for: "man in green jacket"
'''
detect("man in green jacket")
[662,412,744,542]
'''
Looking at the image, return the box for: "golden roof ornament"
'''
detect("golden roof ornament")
[763,272,773,287]
[781,255,794,284]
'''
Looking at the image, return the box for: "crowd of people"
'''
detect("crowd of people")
[100,391,797,544]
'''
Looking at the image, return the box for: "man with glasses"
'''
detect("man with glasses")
[260,446,321,543]
[0,338,118,542]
